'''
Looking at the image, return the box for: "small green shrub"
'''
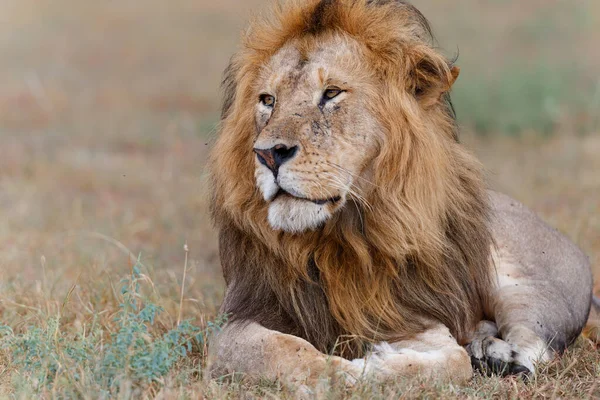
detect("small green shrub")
[0,259,226,398]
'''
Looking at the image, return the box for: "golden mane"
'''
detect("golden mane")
[210,0,493,358]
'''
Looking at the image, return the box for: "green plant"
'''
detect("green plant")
[0,258,226,397]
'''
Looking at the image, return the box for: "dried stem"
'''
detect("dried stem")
[177,242,189,326]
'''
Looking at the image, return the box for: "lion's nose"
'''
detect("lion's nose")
[254,144,298,176]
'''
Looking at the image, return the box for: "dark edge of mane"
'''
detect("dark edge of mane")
[220,57,238,120]
[309,0,434,41]
[446,50,460,141]
[307,0,337,34]
[366,0,434,43]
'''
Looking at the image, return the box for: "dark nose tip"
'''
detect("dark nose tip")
[254,144,298,175]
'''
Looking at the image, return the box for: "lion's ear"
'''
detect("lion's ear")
[412,52,459,108]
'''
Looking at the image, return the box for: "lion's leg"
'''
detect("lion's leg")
[353,324,472,384]
[491,282,555,374]
[208,321,362,387]
[468,253,561,376]
[474,192,593,377]
[466,253,556,376]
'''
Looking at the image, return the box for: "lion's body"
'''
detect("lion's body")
[471,191,592,372]
[208,0,594,387]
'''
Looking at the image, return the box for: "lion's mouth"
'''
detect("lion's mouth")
[273,188,341,205]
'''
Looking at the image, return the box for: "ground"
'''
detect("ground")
[0,0,598,398]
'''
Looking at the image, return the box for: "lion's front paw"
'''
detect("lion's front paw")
[350,342,446,381]
[466,336,531,377]
[350,345,396,380]
[351,340,473,384]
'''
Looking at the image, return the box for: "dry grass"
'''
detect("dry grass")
[0,0,598,398]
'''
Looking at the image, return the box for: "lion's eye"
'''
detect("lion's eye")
[259,94,275,107]
[323,87,344,101]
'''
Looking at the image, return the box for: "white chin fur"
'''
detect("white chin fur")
[268,197,331,233]
[255,165,279,201]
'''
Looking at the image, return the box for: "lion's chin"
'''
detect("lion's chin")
[267,196,332,233]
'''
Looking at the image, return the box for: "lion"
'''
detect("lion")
[207,0,595,388]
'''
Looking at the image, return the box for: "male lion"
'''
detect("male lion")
[208,0,595,387]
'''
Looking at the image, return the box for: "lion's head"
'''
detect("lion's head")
[251,35,383,233]
[210,0,493,358]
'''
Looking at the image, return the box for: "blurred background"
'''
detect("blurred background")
[0,0,598,343]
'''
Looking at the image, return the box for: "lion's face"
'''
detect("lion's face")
[253,36,380,233]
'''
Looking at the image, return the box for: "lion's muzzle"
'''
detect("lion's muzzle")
[254,144,298,178]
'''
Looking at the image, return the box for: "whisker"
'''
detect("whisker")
[320,173,374,213]
[324,162,381,189]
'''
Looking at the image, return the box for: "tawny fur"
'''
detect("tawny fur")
[209,0,494,359]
